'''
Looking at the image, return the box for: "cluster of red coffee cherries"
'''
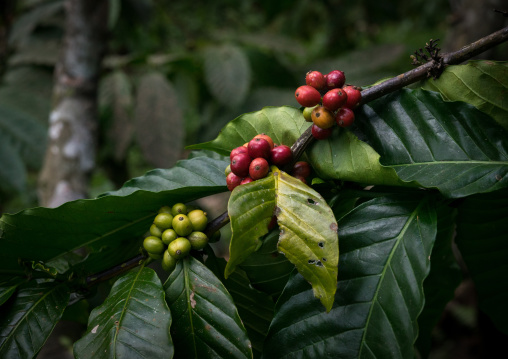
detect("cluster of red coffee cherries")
[295,70,362,140]
[226,134,312,191]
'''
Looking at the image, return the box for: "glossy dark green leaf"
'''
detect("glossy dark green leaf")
[355,89,508,198]
[187,106,309,155]
[205,252,274,357]
[0,156,228,274]
[164,256,252,359]
[423,61,508,130]
[0,276,27,306]
[263,194,437,358]
[225,176,276,278]
[240,230,294,298]
[273,169,338,312]
[416,203,462,357]
[73,267,173,359]
[0,281,70,358]
[455,188,508,334]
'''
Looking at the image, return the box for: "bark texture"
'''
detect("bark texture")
[38,0,108,207]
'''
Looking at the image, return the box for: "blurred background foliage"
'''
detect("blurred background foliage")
[0,0,461,214]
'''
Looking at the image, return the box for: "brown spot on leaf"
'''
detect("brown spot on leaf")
[330,223,338,233]
[190,291,196,308]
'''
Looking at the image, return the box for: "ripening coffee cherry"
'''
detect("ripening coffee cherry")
[311,106,335,129]
[322,88,347,111]
[143,236,165,255]
[240,177,253,185]
[167,237,191,259]
[226,172,243,191]
[342,85,362,109]
[325,70,346,89]
[270,145,293,166]
[311,123,333,140]
[231,152,252,177]
[161,250,177,272]
[230,146,250,161]
[225,164,232,177]
[292,161,311,178]
[153,213,174,230]
[253,133,274,149]
[248,137,271,160]
[249,157,270,180]
[303,106,316,122]
[305,70,326,90]
[295,85,321,107]
[172,214,193,237]
[171,203,187,216]
[161,228,178,245]
[187,209,208,231]
[336,107,355,127]
[187,231,209,250]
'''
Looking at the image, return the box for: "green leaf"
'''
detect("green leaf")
[134,72,184,168]
[187,106,309,155]
[0,156,228,273]
[203,44,251,108]
[308,127,408,187]
[164,256,252,359]
[274,169,338,312]
[205,253,274,357]
[239,230,294,298]
[455,188,508,334]
[423,61,508,130]
[0,281,70,358]
[0,276,27,306]
[225,176,276,278]
[263,194,437,358]
[355,88,508,198]
[73,267,173,359]
[415,203,462,357]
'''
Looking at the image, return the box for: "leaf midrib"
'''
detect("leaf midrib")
[389,160,508,167]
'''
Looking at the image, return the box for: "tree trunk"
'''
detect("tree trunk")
[38,0,108,207]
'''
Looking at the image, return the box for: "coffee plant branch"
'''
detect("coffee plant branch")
[84,25,508,287]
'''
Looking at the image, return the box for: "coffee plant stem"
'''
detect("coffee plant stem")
[84,25,508,287]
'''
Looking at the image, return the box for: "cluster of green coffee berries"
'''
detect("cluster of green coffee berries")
[142,203,209,273]
[294,70,362,140]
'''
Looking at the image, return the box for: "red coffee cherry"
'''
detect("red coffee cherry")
[325,70,346,89]
[253,133,274,149]
[343,85,362,109]
[322,88,348,111]
[248,137,271,159]
[294,174,307,184]
[311,123,333,140]
[249,158,270,180]
[292,161,311,178]
[226,172,243,191]
[311,106,335,129]
[270,145,293,167]
[336,107,355,127]
[295,85,321,107]
[230,153,252,177]
[230,146,250,161]
[240,177,254,185]
[305,70,326,90]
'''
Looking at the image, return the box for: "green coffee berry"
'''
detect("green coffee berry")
[148,252,162,260]
[167,237,192,259]
[158,205,172,214]
[187,209,208,231]
[161,228,178,245]
[153,213,174,230]
[143,236,165,254]
[171,203,187,216]
[187,231,209,250]
[149,224,162,238]
[172,214,193,237]
[209,230,221,243]
[161,250,177,272]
